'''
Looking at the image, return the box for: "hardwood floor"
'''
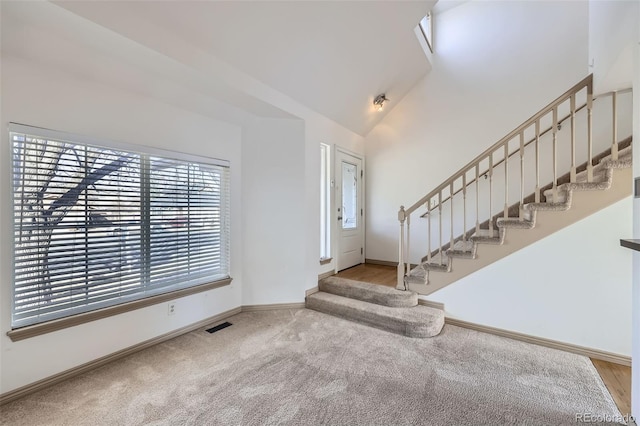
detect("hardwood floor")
[334,263,632,416]
[335,263,397,287]
[592,359,632,416]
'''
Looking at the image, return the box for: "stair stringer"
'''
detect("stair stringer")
[407,166,632,296]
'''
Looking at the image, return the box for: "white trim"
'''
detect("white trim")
[0,306,242,405]
[365,258,398,267]
[318,270,335,280]
[242,303,306,312]
[0,302,309,405]
[2,303,630,405]
[417,299,445,310]
[306,286,320,297]
[446,317,631,366]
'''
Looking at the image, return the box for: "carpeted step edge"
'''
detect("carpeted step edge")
[406,263,448,286]
[540,152,626,202]
[319,276,418,308]
[496,218,535,229]
[470,234,503,245]
[306,292,444,338]
[446,249,476,259]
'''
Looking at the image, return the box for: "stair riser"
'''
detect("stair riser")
[306,296,443,338]
[319,277,418,307]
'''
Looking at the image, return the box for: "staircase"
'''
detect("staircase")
[306,276,444,337]
[397,74,633,295]
[307,75,631,337]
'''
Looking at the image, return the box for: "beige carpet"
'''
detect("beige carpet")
[0,309,622,425]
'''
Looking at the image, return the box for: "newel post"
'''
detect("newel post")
[397,205,406,290]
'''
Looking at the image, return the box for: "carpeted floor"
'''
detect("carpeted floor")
[0,309,623,425]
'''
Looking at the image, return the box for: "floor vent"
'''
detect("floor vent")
[206,322,232,334]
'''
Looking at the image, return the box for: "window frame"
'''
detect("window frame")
[8,123,232,341]
[320,143,332,264]
[419,12,433,53]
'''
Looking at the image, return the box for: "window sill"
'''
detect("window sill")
[319,257,332,265]
[7,278,232,342]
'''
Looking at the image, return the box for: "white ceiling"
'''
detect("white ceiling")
[2,1,297,127]
[10,1,436,135]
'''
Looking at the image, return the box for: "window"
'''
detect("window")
[341,161,358,230]
[11,124,230,329]
[419,12,433,53]
[320,143,331,262]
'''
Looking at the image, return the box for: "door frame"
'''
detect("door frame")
[333,145,365,272]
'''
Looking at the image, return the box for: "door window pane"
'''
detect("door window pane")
[342,161,357,230]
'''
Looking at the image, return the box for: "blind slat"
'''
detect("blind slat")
[11,125,231,328]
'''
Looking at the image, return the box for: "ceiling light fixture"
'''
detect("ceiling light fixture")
[373,94,388,112]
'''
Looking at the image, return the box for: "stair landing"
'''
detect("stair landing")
[307,277,444,338]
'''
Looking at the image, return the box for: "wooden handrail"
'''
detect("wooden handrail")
[397,73,632,289]
[418,85,632,217]
[406,75,595,216]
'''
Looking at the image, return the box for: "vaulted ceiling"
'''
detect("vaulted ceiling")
[6,1,437,135]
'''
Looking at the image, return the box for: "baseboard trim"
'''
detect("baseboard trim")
[446,318,631,366]
[418,299,445,310]
[365,258,397,267]
[365,259,418,269]
[318,271,334,280]
[7,302,628,406]
[241,303,306,312]
[305,287,319,297]
[2,302,310,405]
[0,306,242,406]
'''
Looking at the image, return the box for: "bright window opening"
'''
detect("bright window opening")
[11,124,231,329]
[320,144,331,261]
[419,12,433,53]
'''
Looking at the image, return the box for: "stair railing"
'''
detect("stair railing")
[397,74,632,289]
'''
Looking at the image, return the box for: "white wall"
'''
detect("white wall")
[589,0,639,93]
[304,122,365,283]
[241,118,307,305]
[365,0,589,263]
[0,56,244,393]
[0,0,367,394]
[431,197,633,356]
[364,0,635,355]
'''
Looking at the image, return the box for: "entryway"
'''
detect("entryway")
[335,148,364,271]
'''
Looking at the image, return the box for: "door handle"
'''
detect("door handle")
[337,216,342,221]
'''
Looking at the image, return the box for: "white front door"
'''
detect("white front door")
[335,149,364,271]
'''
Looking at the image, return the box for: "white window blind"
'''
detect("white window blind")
[11,124,230,328]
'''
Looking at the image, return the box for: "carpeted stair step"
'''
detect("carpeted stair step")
[405,260,449,286]
[542,145,631,203]
[470,228,502,245]
[406,142,632,288]
[446,240,476,259]
[319,276,417,307]
[306,291,444,338]
[496,217,534,229]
